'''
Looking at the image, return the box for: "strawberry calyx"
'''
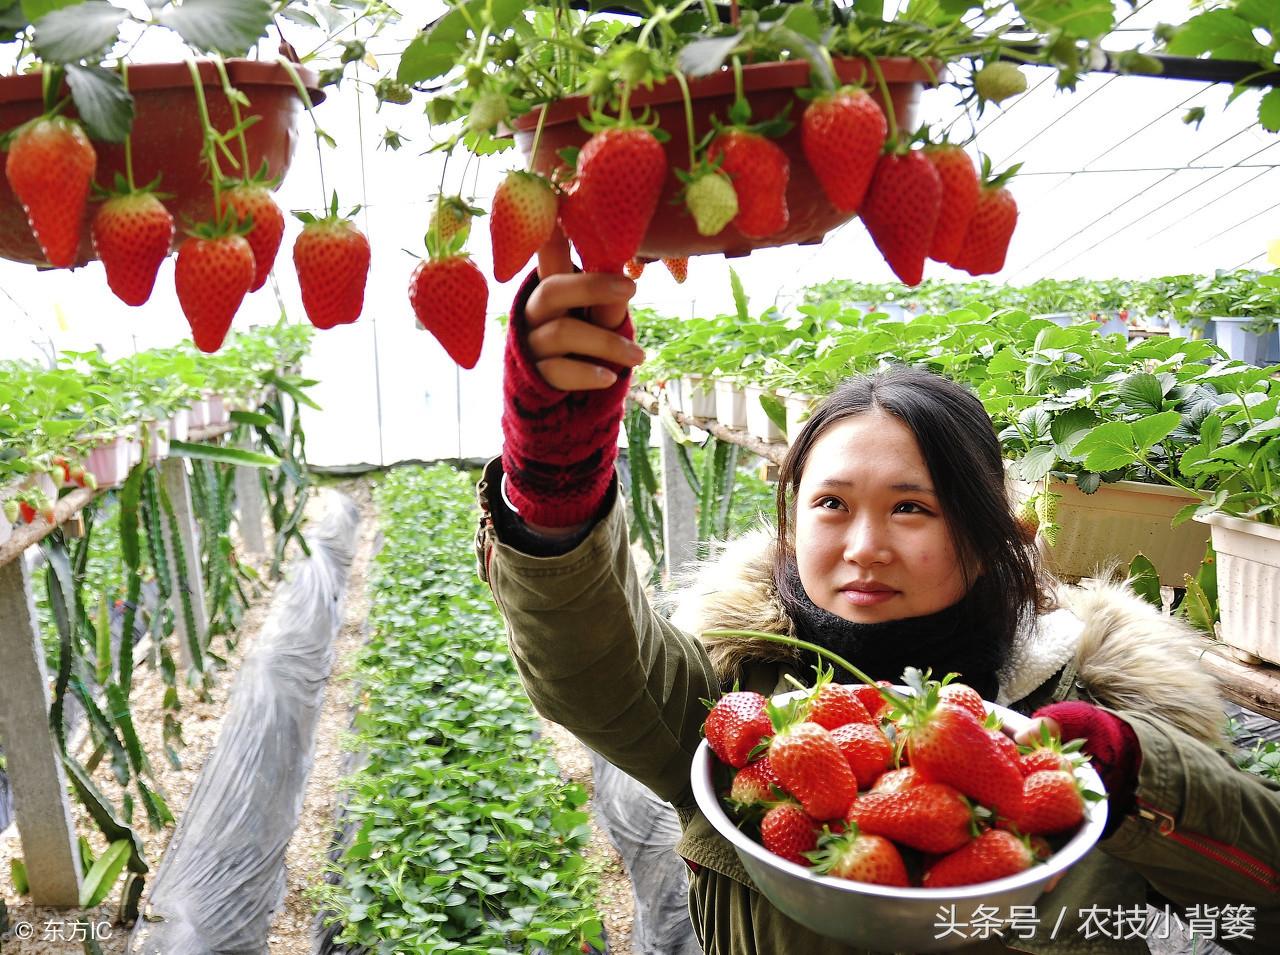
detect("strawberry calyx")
[294,190,363,229]
[978,152,1021,189]
[183,202,250,241]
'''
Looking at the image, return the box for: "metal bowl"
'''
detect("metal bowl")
[691,690,1109,953]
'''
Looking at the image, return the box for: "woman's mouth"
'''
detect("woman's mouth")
[840,584,897,607]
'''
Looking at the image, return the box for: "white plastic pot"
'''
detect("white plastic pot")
[744,384,784,443]
[1036,312,1075,328]
[86,436,130,487]
[1199,513,1280,666]
[206,393,228,426]
[170,408,190,443]
[665,378,684,415]
[188,399,209,429]
[144,420,171,463]
[0,509,11,547]
[1210,316,1277,365]
[1092,312,1129,338]
[714,377,747,430]
[682,375,716,418]
[784,391,819,442]
[1007,472,1210,587]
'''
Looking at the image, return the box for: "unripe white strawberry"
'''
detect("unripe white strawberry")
[686,169,738,236]
[975,63,1028,104]
[467,92,509,133]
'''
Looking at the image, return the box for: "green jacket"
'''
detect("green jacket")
[475,458,1280,955]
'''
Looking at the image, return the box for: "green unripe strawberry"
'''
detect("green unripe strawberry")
[974,63,1028,104]
[468,92,509,133]
[3,499,19,524]
[685,169,738,236]
[374,77,413,106]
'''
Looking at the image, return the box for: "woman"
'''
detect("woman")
[475,230,1279,954]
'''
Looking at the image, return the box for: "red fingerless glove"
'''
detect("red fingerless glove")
[1033,701,1142,825]
[501,269,634,528]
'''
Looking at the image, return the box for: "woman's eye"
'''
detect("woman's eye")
[895,501,928,514]
[817,497,843,510]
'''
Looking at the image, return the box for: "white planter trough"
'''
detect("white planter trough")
[86,436,130,488]
[1008,473,1210,587]
[188,399,209,429]
[1035,312,1075,328]
[1210,316,1277,366]
[664,378,684,415]
[206,393,228,427]
[682,375,716,419]
[714,378,747,430]
[143,420,171,463]
[1198,513,1280,666]
[1092,312,1129,338]
[744,385,784,443]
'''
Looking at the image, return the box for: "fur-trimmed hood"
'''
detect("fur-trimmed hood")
[660,525,1225,746]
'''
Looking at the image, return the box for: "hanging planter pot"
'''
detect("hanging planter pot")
[0,60,323,267]
[744,384,784,443]
[170,408,191,444]
[512,58,938,260]
[784,390,819,440]
[1198,513,1280,666]
[86,434,130,488]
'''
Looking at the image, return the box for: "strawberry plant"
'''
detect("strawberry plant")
[312,465,606,952]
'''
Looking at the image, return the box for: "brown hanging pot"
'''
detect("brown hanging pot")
[0,59,324,267]
[513,56,941,260]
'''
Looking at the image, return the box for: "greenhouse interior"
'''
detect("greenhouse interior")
[1,1,1279,953]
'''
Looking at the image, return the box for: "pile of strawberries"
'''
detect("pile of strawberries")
[409,86,1019,370]
[3,115,371,354]
[703,669,1097,888]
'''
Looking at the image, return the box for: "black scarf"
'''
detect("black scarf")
[778,559,1005,701]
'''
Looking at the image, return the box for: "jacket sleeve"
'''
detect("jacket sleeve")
[478,459,721,808]
[1099,708,1280,943]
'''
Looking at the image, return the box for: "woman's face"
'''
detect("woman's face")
[794,410,971,623]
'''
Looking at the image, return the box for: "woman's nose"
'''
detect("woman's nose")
[843,514,890,565]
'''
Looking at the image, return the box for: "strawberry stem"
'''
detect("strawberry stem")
[212,56,253,178]
[865,56,898,146]
[185,58,225,211]
[276,56,328,205]
[701,628,898,701]
[527,98,550,174]
[673,68,697,170]
[121,60,136,191]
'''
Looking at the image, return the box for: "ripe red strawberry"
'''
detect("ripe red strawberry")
[624,258,646,279]
[730,756,780,807]
[490,171,557,282]
[800,87,886,213]
[848,782,976,854]
[5,116,97,268]
[870,767,924,793]
[760,802,819,866]
[92,191,175,306]
[768,721,858,821]
[558,178,620,274]
[175,233,255,353]
[293,212,371,330]
[1020,748,1071,775]
[938,682,987,725]
[707,129,789,238]
[952,160,1019,276]
[923,829,1035,888]
[409,254,488,369]
[219,183,284,291]
[852,681,894,721]
[662,256,687,283]
[808,682,874,731]
[894,670,1024,819]
[924,145,980,265]
[575,125,666,266]
[704,691,771,769]
[809,825,909,886]
[860,149,942,287]
[829,722,893,790]
[988,728,1022,770]
[429,194,478,244]
[18,500,37,524]
[1015,770,1086,834]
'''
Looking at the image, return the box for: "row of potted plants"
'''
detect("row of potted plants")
[637,281,1280,665]
[803,271,1280,363]
[0,322,312,539]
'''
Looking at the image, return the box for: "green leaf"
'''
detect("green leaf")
[32,0,124,62]
[10,857,28,894]
[1017,445,1057,482]
[230,409,274,427]
[157,0,272,56]
[761,393,787,434]
[1017,0,1113,39]
[676,34,743,78]
[65,63,133,143]
[1131,410,1181,451]
[21,0,77,20]
[1127,554,1162,608]
[169,440,279,468]
[79,839,130,907]
[729,269,749,325]
[1260,88,1280,134]
[1050,407,1099,456]
[1164,10,1263,61]
[398,0,524,84]
[1072,421,1137,473]
[778,4,821,41]
[1179,577,1216,633]
[1117,372,1164,416]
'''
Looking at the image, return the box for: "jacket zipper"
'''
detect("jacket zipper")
[1136,799,1278,892]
